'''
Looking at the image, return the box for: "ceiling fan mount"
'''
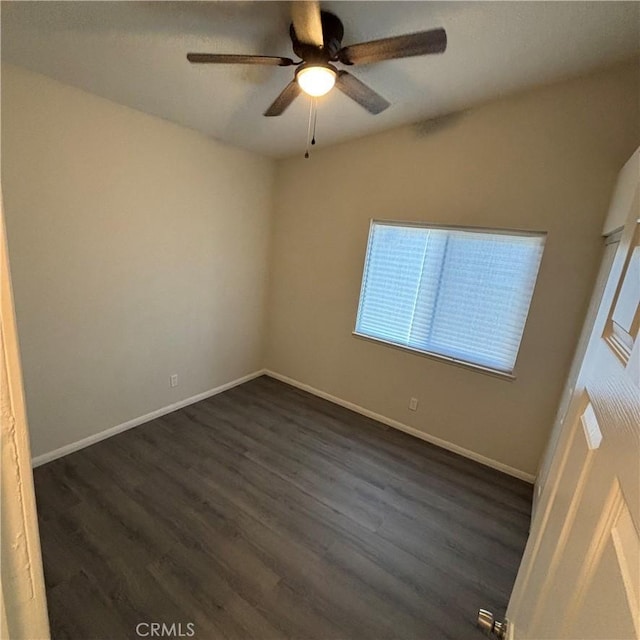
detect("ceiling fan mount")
[186,2,447,117]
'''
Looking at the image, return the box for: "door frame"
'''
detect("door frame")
[1,190,50,639]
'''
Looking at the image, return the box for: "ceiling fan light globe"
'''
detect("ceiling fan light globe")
[296,65,336,97]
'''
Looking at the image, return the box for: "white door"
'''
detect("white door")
[506,150,640,640]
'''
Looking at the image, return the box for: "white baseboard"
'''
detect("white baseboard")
[33,366,535,483]
[31,369,266,467]
[264,369,536,484]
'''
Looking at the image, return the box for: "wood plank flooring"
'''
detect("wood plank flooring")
[34,375,532,640]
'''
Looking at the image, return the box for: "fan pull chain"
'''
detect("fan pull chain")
[304,98,314,159]
[304,98,319,159]
[311,97,318,146]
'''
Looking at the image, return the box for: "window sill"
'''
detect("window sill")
[352,331,517,381]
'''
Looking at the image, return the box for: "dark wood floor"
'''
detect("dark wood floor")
[34,375,532,640]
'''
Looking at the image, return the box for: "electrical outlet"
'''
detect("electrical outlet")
[170,374,178,388]
[409,397,418,411]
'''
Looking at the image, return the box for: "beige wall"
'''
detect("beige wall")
[4,61,638,477]
[266,59,640,477]
[2,64,274,459]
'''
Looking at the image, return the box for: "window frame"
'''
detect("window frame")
[352,219,547,380]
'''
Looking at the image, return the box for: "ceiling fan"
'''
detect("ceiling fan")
[186,2,447,117]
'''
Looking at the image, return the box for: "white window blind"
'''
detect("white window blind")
[355,222,545,374]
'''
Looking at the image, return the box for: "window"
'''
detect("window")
[354,221,546,375]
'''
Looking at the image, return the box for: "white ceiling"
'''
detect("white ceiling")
[2,1,638,158]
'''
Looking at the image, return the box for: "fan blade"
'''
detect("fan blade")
[339,28,447,65]
[291,1,323,47]
[187,53,295,66]
[264,81,302,117]
[335,71,389,115]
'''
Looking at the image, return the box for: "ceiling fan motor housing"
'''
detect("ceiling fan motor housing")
[289,11,345,63]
